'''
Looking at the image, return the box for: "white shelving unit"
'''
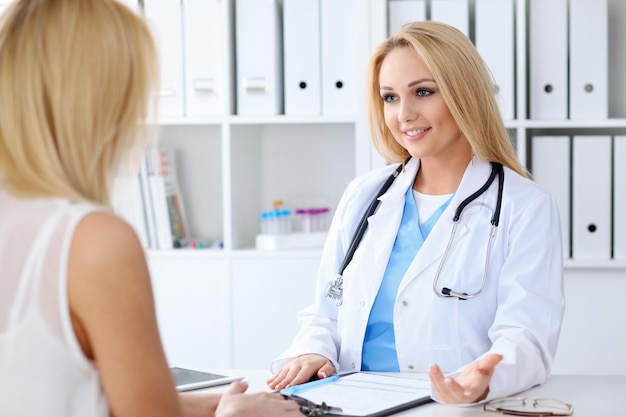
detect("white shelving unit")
[145,0,625,374]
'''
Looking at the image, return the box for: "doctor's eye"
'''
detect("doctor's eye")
[381,93,398,103]
[416,88,434,97]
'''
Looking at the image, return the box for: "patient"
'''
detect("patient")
[0,1,300,417]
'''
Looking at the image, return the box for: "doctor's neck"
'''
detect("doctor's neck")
[413,154,471,195]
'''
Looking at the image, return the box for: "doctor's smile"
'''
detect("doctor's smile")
[403,127,430,139]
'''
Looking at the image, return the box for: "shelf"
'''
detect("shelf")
[155,116,224,126]
[231,248,323,259]
[522,119,626,129]
[227,114,355,125]
[503,119,626,129]
[564,259,626,270]
[146,248,226,261]
[156,114,355,126]
[146,247,323,261]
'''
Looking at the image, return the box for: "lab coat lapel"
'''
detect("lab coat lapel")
[397,158,494,294]
[355,158,420,295]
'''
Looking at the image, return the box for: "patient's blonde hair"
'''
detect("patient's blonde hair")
[0,0,158,206]
[367,21,527,177]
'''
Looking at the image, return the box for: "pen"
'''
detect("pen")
[280,374,341,395]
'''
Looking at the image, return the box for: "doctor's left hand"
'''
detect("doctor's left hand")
[266,354,335,390]
[428,353,503,404]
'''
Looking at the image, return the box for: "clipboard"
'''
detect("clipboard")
[279,372,433,417]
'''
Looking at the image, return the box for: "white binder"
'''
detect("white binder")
[569,0,608,120]
[430,0,469,37]
[118,0,139,11]
[615,136,626,260]
[528,0,567,120]
[235,0,283,116]
[143,0,185,118]
[183,0,226,117]
[572,136,612,260]
[531,136,571,259]
[283,0,321,116]
[320,0,357,116]
[475,0,515,121]
[388,0,426,36]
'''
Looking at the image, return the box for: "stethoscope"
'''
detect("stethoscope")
[325,158,504,305]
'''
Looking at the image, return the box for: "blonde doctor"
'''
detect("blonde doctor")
[267,21,565,405]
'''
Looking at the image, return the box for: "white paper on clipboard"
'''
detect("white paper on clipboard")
[282,372,432,417]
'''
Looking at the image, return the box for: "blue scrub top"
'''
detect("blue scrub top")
[361,185,452,371]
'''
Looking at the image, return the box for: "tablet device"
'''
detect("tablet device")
[170,367,244,392]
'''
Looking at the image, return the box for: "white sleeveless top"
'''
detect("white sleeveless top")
[0,189,110,417]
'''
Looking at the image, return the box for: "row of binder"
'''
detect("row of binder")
[143,0,227,118]
[529,0,608,120]
[113,148,190,250]
[141,0,358,118]
[235,0,359,116]
[389,0,608,121]
[531,135,625,261]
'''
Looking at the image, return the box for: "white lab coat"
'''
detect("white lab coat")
[271,157,565,402]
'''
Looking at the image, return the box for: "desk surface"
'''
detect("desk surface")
[201,370,625,416]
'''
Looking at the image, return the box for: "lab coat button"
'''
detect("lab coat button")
[402,300,408,307]
[351,363,356,369]
[359,301,365,307]
[408,365,414,370]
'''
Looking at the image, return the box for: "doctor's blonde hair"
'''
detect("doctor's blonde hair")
[0,0,158,207]
[366,21,528,178]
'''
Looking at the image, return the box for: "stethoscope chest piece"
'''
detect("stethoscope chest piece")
[325,274,344,306]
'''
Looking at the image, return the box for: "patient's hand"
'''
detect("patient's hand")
[215,381,301,417]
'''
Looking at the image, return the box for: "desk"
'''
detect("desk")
[201,370,625,416]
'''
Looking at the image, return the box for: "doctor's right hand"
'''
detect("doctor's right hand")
[266,354,335,390]
[215,381,302,417]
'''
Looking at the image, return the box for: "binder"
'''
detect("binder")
[531,136,571,259]
[320,0,357,116]
[572,136,612,260]
[143,0,185,118]
[388,0,427,36]
[528,0,567,120]
[429,0,469,37]
[183,0,226,116]
[279,372,432,417]
[235,0,283,115]
[475,0,515,121]
[118,0,139,11]
[569,0,608,120]
[615,136,626,260]
[283,0,321,116]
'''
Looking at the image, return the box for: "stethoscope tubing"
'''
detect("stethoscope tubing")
[326,158,409,304]
[436,162,504,299]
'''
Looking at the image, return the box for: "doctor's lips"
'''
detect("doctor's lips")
[404,127,430,137]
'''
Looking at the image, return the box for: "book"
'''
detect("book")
[146,147,190,249]
[112,165,151,249]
